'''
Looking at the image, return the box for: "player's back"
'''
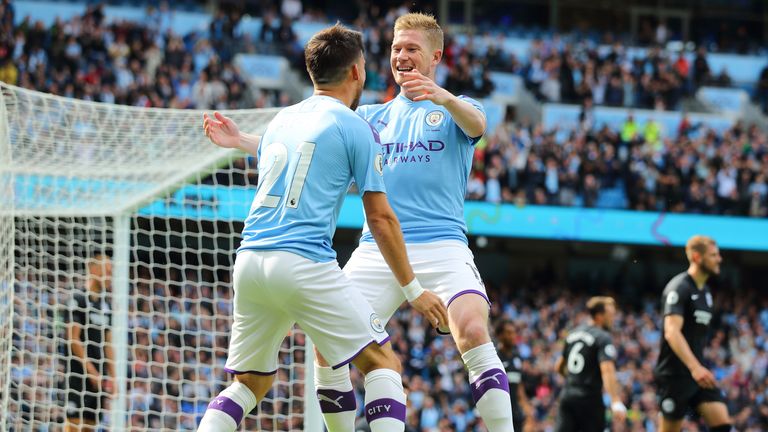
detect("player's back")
[561,324,613,398]
[239,95,384,262]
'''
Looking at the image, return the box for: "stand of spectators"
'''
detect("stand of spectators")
[469,117,768,218]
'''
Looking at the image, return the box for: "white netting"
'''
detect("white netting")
[1,83,314,431]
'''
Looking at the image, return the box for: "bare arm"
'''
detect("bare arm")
[443,95,487,138]
[517,381,534,419]
[362,191,448,328]
[600,360,627,421]
[203,112,261,157]
[104,328,115,378]
[554,356,565,377]
[399,70,486,138]
[236,132,261,156]
[67,322,100,388]
[663,314,716,388]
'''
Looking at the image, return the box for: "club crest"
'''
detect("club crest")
[426,110,444,127]
[370,313,385,333]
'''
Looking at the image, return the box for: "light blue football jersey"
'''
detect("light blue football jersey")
[239,95,386,262]
[357,94,485,244]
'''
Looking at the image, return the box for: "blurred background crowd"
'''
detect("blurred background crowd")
[4,0,768,431]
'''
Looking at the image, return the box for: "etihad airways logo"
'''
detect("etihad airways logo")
[381,140,445,165]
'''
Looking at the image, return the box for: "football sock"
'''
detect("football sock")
[197,381,257,432]
[462,342,515,432]
[315,364,357,432]
[363,368,406,432]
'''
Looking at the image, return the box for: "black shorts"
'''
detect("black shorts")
[554,394,605,432]
[655,375,726,420]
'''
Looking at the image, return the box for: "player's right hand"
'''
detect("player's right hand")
[691,365,716,388]
[410,291,449,330]
[203,112,241,149]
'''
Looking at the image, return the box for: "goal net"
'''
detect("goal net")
[0,83,320,431]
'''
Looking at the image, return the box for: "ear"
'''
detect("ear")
[351,63,361,82]
[432,49,443,67]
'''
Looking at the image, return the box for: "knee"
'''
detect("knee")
[455,320,491,351]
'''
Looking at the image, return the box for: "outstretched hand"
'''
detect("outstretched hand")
[400,70,455,105]
[203,112,241,149]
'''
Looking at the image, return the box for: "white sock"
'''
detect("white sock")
[315,364,356,432]
[198,382,258,432]
[462,342,515,432]
[363,368,406,432]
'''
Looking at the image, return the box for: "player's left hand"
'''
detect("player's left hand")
[400,70,454,105]
[611,400,627,423]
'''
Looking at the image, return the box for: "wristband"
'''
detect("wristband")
[611,401,627,413]
[401,278,425,303]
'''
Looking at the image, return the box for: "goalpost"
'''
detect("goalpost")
[0,83,322,431]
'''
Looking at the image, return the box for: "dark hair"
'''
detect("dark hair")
[304,23,364,85]
[494,319,514,337]
[586,296,615,318]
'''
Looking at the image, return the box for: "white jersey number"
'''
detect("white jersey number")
[567,342,586,375]
[253,142,316,209]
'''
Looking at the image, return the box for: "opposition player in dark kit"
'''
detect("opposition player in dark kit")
[654,235,732,432]
[554,296,626,432]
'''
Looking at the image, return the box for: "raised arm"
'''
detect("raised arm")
[203,112,261,157]
[362,191,448,329]
[400,70,486,138]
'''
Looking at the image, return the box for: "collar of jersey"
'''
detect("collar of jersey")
[309,94,345,106]
[396,93,431,106]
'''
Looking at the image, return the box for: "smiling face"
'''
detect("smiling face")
[390,29,441,85]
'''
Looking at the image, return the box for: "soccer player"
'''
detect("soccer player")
[61,254,116,432]
[554,296,627,432]
[197,24,447,432]
[203,13,513,431]
[495,320,535,432]
[653,235,732,432]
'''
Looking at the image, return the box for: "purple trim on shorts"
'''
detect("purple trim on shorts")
[224,367,277,376]
[364,398,406,423]
[206,396,244,424]
[331,336,391,370]
[317,389,357,413]
[470,368,510,403]
[446,290,491,308]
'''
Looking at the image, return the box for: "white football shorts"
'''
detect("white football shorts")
[343,240,489,331]
[225,250,390,374]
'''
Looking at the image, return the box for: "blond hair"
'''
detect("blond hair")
[586,296,615,318]
[394,12,443,51]
[685,235,716,262]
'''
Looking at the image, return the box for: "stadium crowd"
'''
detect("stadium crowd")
[470,118,768,217]
[10,262,768,431]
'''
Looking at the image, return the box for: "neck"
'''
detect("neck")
[687,265,709,289]
[314,87,352,108]
[590,318,604,329]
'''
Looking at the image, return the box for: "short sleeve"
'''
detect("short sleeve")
[456,95,486,144]
[345,118,386,194]
[597,333,617,363]
[663,288,686,316]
